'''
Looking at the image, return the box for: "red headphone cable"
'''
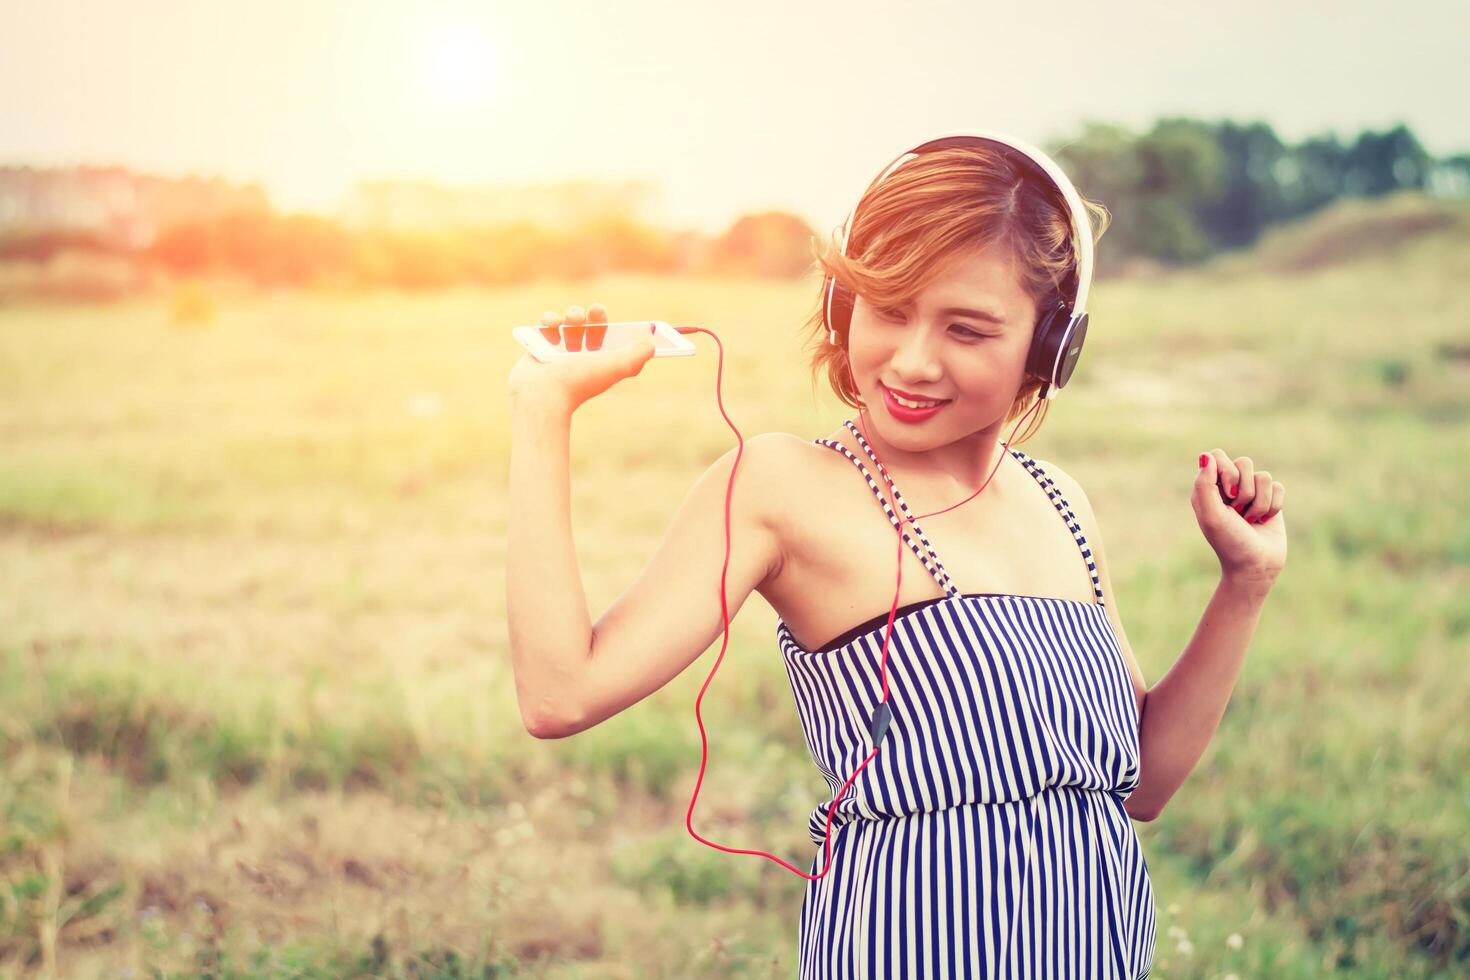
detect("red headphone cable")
[673,324,1044,880]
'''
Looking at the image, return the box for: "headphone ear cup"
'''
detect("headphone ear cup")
[826,279,855,340]
[1055,312,1088,389]
[1026,305,1088,392]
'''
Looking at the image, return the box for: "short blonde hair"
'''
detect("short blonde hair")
[804,144,1111,446]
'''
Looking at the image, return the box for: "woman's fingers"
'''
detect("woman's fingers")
[585,303,608,350]
[1209,449,1238,502]
[1230,456,1256,512]
[535,303,607,350]
[1208,449,1262,513]
[1261,482,1285,523]
[1245,475,1284,523]
[561,305,585,351]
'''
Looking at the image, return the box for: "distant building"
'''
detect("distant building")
[1427,158,1470,198]
[340,177,658,230]
[0,165,270,248]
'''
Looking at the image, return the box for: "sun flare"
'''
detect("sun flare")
[416,21,496,109]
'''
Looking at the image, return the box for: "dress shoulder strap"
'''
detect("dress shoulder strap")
[811,420,958,598]
[1007,447,1106,605]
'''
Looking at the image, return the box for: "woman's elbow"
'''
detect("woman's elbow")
[524,714,567,739]
[1125,797,1162,822]
[520,696,585,740]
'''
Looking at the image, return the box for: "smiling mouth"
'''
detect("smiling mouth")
[882,383,951,409]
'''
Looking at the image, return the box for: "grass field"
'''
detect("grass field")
[2,191,1469,977]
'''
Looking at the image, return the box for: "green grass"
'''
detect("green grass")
[1,192,1468,976]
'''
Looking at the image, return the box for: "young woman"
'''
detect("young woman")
[507,137,1287,978]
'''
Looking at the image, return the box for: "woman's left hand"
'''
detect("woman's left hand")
[1193,449,1287,587]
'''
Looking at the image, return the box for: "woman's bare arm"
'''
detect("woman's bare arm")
[506,388,788,738]
[506,388,595,737]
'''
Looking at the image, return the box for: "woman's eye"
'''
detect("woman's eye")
[874,307,988,339]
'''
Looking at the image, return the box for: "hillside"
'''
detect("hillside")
[1203,190,1470,277]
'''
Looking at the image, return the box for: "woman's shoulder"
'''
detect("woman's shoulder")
[728,432,853,580]
[742,428,852,469]
[735,430,826,473]
[737,428,843,452]
[728,430,847,525]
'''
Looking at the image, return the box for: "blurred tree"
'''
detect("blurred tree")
[706,211,816,277]
[0,228,114,261]
[1344,124,1432,196]
[1051,121,1145,262]
[120,119,1470,292]
[150,210,356,286]
[1280,132,1350,216]
[1056,119,1226,264]
[547,215,680,280]
[149,220,221,274]
[1192,120,1290,249]
[382,230,463,290]
[1135,118,1228,259]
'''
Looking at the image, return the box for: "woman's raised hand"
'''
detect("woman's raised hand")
[1193,448,1287,589]
[508,302,657,415]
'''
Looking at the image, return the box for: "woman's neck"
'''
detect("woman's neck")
[851,410,1014,499]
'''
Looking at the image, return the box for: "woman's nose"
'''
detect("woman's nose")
[890,328,945,380]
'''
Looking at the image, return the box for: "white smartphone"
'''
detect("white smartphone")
[512,320,696,362]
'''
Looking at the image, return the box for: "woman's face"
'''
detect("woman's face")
[846,240,1040,462]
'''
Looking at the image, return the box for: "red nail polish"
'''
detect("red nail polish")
[1198,453,1208,468]
[1228,484,1237,497]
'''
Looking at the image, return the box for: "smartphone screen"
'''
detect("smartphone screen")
[513,320,694,361]
[533,321,674,353]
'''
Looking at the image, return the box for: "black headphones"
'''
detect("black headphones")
[822,131,1095,401]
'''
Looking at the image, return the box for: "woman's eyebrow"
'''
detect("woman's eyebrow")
[938,306,1006,324]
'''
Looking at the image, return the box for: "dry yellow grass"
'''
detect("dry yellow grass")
[2,193,1469,976]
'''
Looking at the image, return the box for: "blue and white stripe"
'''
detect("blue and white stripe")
[776,419,1155,978]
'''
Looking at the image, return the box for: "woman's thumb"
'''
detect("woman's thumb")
[1194,451,1225,515]
[628,334,656,369]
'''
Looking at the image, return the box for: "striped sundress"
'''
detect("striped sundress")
[776,419,1155,979]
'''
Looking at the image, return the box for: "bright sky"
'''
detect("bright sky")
[1,0,1465,234]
